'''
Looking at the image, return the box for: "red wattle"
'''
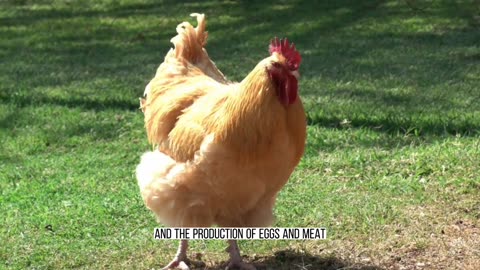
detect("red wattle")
[269,68,298,106]
[286,74,298,104]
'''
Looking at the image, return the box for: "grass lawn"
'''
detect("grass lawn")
[1,0,479,269]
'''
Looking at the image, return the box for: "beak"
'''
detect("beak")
[290,70,300,79]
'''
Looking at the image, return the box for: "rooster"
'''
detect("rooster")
[136,13,306,270]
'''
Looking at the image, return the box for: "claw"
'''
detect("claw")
[225,240,256,270]
[162,260,189,270]
[162,240,190,270]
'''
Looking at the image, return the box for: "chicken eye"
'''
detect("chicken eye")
[287,61,299,71]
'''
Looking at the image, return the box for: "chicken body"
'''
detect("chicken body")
[137,13,306,269]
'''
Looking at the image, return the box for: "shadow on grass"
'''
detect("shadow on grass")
[306,113,480,137]
[205,249,383,270]
[0,92,139,111]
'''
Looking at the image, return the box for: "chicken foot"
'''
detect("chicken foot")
[162,240,190,270]
[225,240,256,270]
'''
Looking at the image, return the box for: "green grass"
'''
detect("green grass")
[1,0,479,269]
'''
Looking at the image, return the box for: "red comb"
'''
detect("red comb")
[269,37,302,71]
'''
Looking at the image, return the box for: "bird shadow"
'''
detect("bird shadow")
[195,249,383,270]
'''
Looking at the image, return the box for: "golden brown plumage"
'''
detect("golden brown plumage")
[136,13,306,270]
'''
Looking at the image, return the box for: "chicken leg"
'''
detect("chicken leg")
[225,240,256,270]
[162,240,190,270]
